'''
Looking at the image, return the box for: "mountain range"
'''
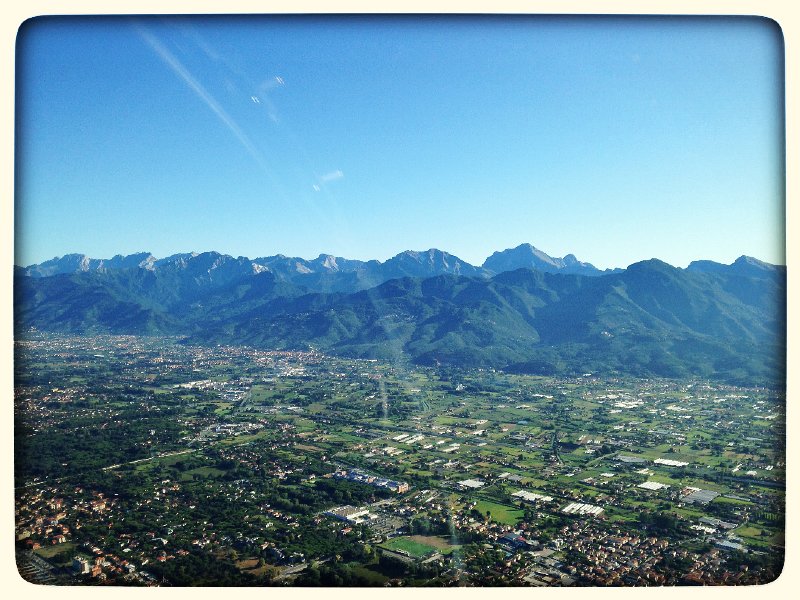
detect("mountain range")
[14,244,786,385]
[18,244,615,286]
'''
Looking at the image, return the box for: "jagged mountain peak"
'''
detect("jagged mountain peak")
[309,253,366,273]
[483,243,607,276]
[381,248,485,279]
[23,252,158,277]
[733,255,778,271]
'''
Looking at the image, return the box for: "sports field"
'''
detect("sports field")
[380,535,462,558]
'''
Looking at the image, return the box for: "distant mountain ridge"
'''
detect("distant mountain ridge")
[14,245,785,386]
[19,244,610,293]
[18,245,782,291]
[687,255,785,279]
[22,251,158,277]
[18,243,638,280]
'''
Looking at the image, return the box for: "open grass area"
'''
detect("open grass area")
[295,444,324,453]
[604,506,639,523]
[249,385,278,403]
[734,525,784,549]
[133,450,198,472]
[180,466,228,481]
[380,536,439,558]
[236,557,273,578]
[473,499,524,526]
[218,429,275,446]
[520,477,550,488]
[407,535,460,554]
[714,495,754,506]
[34,542,76,560]
[734,525,763,538]
[672,506,708,520]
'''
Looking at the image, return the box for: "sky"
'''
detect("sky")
[14,15,785,270]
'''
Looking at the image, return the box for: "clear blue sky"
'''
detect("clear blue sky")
[15,15,785,269]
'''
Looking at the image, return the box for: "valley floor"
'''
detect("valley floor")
[13,333,785,586]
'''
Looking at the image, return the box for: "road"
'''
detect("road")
[101,448,197,471]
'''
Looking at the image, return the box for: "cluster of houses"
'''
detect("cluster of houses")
[71,545,148,584]
[15,488,124,551]
[16,493,71,550]
[549,520,757,586]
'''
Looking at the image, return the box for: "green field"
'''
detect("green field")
[180,466,228,481]
[34,542,76,560]
[380,537,439,558]
[474,499,524,526]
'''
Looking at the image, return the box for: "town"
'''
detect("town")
[14,333,785,586]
